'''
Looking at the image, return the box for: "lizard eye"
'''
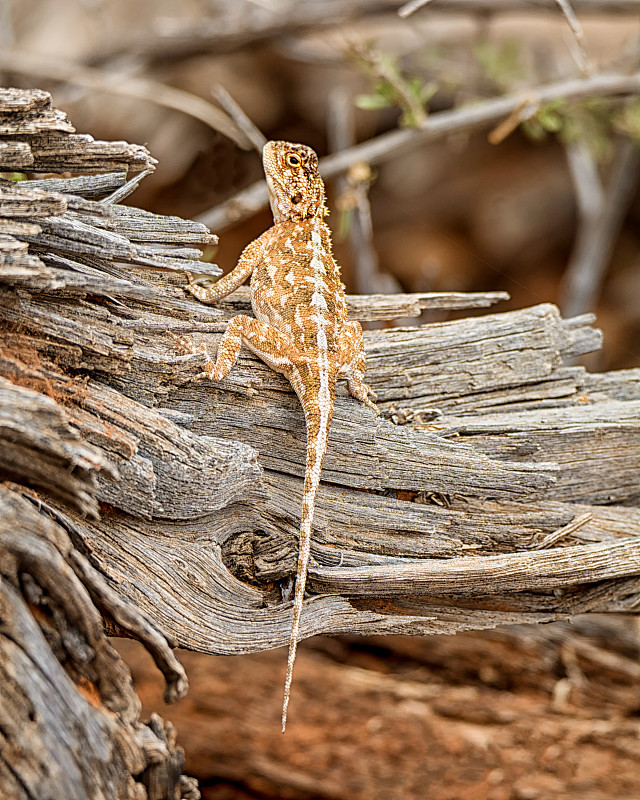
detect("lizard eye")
[286,153,301,167]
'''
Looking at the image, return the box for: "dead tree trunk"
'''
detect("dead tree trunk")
[1,88,639,796]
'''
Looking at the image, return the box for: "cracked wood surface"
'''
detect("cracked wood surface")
[2,147,640,657]
[3,227,639,656]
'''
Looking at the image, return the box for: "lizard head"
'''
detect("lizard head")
[263,141,328,224]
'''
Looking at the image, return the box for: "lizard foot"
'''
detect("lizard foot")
[168,333,217,380]
[346,378,378,414]
[184,271,221,305]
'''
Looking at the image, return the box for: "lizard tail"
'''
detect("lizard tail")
[281,410,331,733]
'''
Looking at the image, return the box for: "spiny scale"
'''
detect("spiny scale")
[185,140,376,731]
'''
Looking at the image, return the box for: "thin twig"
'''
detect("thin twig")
[103,167,155,205]
[398,0,438,18]
[561,136,640,320]
[328,85,395,298]
[350,41,428,127]
[531,512,593,549]
[211,84,267,153]
[398,0,640,21]
[58,1,640,71]
[87,0,640,63]
[554,0,592,74]
[396,0,640,12]
[0,49,253,149]
[197,70,640,230]
[488,98,538,145]
[565,139,604,217]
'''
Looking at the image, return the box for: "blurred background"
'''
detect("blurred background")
[2,1,639,797]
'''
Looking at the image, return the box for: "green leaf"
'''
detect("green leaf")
[521,119,548,142]
[419,80,439,105]
[374,79,398,103]
[615,99,640,143]
[355,93,393,110]
[537,106,563,133]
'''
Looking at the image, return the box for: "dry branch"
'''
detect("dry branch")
[329,85,395,297]
[561,136,640,319]
[397,0,640,13]
[1,87,640,792]
[199,69,640,230]
[71,1,640,64]
[0,88,201,800]
[0,50,253,149]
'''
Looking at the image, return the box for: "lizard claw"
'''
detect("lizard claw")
[168,333,217,378]
[168,332,204,356]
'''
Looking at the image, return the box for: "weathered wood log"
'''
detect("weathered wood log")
[1,88,202,800]
[0,485,195,800]
[1,87,639,793]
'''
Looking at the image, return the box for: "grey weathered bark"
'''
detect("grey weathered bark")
[1,87,201,800]
[1,88,639,796]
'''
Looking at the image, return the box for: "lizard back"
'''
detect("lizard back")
[251,217,347,356]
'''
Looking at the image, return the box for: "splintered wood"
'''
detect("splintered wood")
[0,88,200,800]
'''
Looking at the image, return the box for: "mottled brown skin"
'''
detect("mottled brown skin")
[185,141,376,731]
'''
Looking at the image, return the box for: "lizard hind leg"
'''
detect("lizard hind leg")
[211,314,297,382]
[337,320,378,412]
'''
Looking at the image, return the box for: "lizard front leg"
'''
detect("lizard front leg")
[337,320,378,411]
[185,238,264,304]
[210,314,298,381]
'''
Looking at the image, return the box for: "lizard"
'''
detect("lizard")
[183,140,377,732]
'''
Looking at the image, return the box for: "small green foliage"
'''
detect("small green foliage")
[355,91,395,111]
[0,172,27,181]
[353,43,438,128]
[615,98,640,144]
[352,36,639,163]
[560,99,614,162]
[521,98,567,141]
[474,40,525,93]
[522,97,633,163]
[536,98,565,133]
[411,77,439,106]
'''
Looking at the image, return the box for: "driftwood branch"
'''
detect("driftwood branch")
[0,87,203,800]
[1,88,639,792]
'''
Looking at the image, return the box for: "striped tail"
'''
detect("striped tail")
[281,406,332,732]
